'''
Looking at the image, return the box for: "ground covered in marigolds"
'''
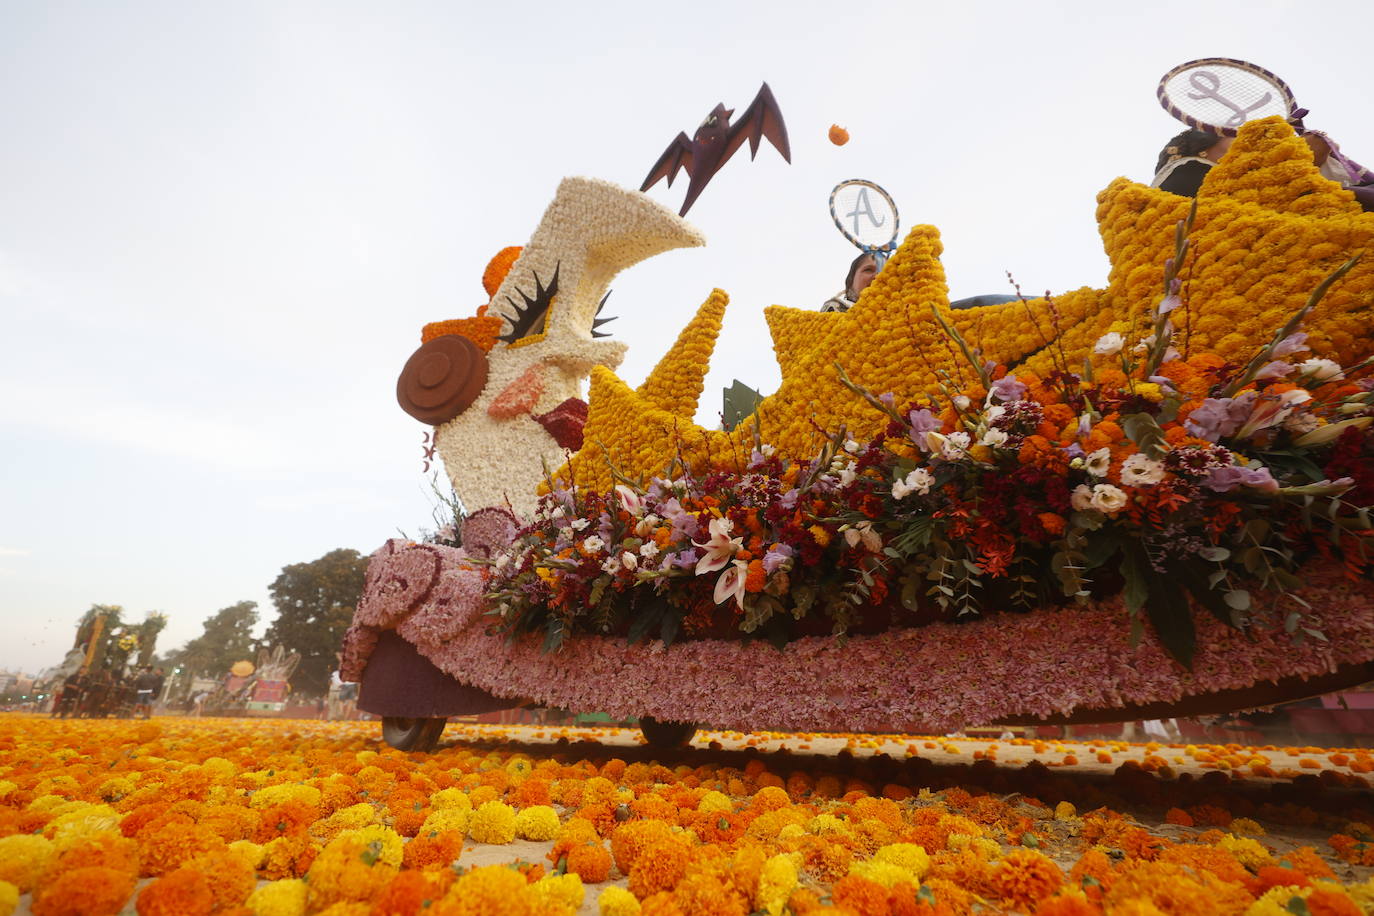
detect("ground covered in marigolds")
[3,716,1374,915]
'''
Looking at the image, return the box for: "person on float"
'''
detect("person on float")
[1301,129,1374,211]
[1151,128,1233,197]
[821,251,879,312]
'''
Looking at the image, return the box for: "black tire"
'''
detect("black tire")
[381,716,447,752]
[639,716,697,748]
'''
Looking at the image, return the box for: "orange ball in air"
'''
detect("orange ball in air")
[828,124,850,146]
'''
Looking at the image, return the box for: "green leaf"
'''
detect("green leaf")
[721,379,765,432]
[1120,547,1147,616]
[627,601,665,645]
[543,617,566,653]
[1121,412,1168,459]
[659,610,681,648]
[1199,546,1230,562]
[1143,566,1197,668]
[1224,590,1251,611]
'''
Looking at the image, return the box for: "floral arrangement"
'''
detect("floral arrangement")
[550,117,1374,490]
[493,232,1374,669]
[7,715,1374,915]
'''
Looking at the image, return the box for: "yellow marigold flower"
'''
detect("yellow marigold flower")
[439,865,531,912]
[1246,886,1312,916]
[806,813,849,836]
[1217,833,1272,869]
[514,805,561,842]
[757,854,799,912]
[0,880,17,916]
[321,802,378,832]
[598,885,642,916]
[355,750,379,765]
[0,834,55,892]
[430,788,473,812]
[697,790,731,814]
[46,804,121,846]
[1133,382,1165,402]
[873,843,931,878]
[532,873,584,910]
[1054,801,1077,820]
[246,878,308,916]
[0,781,15,802]
[849,859,917,889]
[251,783,322,810]
[467,800,517,844]
[339,824,404,868]
[420,808,470,837]
[1229,817,1265,837]
[227,839,264,870]
[808,525,832,547]
[777,823,806,841]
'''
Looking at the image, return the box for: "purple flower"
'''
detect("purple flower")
[990,375,1027,403]
[668,548,699,570]
[908,408,941,449]
[1255,360,1293,379]
[1064,442,1085,459]
[778,489,801,510]
[1077,414,1092,438]
[1203,464,1278,493]
[762,544,795,574]
[1157,293,1181,315]
[1272,331,1310,358]
[1184,393,1254,442]
[878,392,895,407]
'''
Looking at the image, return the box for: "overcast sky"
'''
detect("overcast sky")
[3,0,1371,676]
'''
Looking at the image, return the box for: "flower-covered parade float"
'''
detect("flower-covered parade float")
[342,116,1374,752]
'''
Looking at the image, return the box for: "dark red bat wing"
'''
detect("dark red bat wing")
[721,82,791,166]
[640,131,695,192]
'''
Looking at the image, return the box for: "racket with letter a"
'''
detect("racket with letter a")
[1157,57,1296,136]
[829,179,899,268]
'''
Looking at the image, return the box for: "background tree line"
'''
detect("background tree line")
[154,548,369,697]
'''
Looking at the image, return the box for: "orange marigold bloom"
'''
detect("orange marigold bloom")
[1307,888,1364,916]
[48,831,140,878]
[187,848,256,911]
[1032,892,1103,916]
[993,849,1065,910]
[1246,865,1312,895]
[627,835,695,898]
[612,819,676,874]
[481,246,523,297]
[372,870,453,916]
[744,559,766,593]
[32,865,136,916]
[253,800,317,843]
[137,821,228,877]
[1282,846,1336,879]
[403,830,465,871]
[565,841,613,883]
[135,867,215,916]
[1037,512,1066,536]
[1159,844,1248,884]
[673,872,746,916]
[831,874,891,916]
[1163,807,1193,827]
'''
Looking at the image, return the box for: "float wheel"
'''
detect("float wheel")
[381,716,447,752]
[639,716,697,748]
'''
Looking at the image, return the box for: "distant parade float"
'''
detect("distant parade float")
[343,69,1374,751]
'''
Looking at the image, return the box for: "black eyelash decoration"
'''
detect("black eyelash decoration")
[496,262,560,344]
[592,290,617,339]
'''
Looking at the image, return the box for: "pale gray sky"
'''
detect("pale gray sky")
[2,0,1370,674]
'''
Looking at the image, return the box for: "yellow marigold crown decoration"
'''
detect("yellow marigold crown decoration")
[551,116,1374,492]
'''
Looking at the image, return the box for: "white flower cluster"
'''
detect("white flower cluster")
[431,177,705,520]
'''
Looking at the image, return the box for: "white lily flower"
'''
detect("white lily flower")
[692,517,742,575]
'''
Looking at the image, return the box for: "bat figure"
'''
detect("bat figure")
[640,82,791,217]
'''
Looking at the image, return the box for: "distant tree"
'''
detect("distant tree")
[262,549,368,697]
[168,601,260,678]
[74,604,125,673]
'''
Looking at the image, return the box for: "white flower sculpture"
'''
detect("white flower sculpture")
[431,177,704,519]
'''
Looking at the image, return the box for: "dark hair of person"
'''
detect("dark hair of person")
[1156,129,1224,173]
[844,252,875,296]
